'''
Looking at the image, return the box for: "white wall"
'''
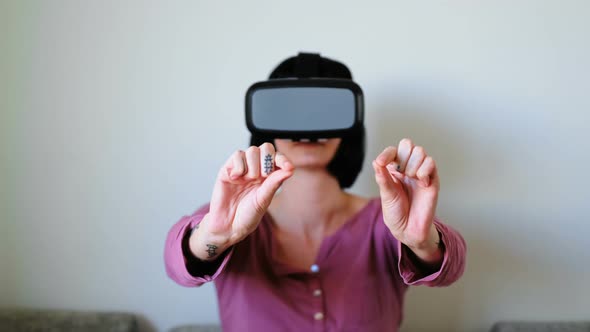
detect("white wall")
[2,1,589,331]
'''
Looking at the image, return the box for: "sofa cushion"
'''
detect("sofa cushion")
[491,321,590,332]
[0,309,138,332]
[169,324,221,332]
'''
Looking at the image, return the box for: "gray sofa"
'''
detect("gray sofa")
[0,308,138,332]
[169,325,221,332]
[169,321,590,332]
[3,309,587,332]
[491,321,590,332]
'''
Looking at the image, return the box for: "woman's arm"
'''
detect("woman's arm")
[164,143,294,287]
[372,139,467,286]
[164,204,235,287]
[395,217,466,286]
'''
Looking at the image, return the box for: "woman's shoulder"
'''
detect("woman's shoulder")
[346,194,382,221]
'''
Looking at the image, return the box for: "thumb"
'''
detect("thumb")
[372,160,404,205]
[256,169,293,207]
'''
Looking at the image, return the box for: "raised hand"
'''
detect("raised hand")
[372,138,443,264]
[190,143,294,261]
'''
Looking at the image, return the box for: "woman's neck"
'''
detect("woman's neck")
[269,167,353,235]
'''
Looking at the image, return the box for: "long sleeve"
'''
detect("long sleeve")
[395,217,467,287]
[164,203,235,287]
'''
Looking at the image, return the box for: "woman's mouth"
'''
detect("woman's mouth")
[293,140,326,146]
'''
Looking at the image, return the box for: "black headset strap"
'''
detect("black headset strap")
[294,52,321,77]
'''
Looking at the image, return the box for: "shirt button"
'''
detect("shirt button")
[310,264,320,273]
[313,289,322,297]
[314,312,324,321]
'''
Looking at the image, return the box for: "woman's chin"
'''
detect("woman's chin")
[289,159,331,169]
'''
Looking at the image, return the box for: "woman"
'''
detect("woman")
[165,54,466,332]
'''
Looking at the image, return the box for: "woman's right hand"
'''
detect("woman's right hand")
[189,143,294,261]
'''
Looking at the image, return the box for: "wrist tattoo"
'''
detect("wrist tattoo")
[206,244,218,258]
[263,154,273,174]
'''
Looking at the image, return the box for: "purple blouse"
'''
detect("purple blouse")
[164,198,466,332]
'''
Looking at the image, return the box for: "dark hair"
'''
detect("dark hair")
[250,53,365,189]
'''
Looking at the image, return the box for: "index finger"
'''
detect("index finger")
[375,146,398,167]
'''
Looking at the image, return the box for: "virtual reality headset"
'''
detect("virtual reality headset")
[245,53,364,141]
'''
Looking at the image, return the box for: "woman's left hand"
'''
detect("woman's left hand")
[372,138,442,263]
